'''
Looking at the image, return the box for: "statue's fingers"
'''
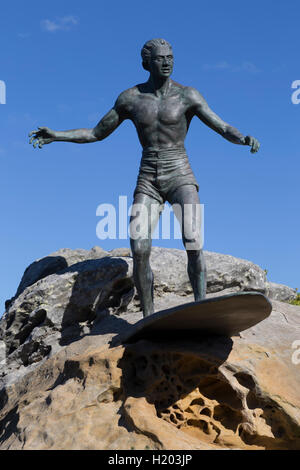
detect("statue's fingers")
[29,136,37,144]
[34,138,43,148]
[29,130,38,137]
[38,142,43,149]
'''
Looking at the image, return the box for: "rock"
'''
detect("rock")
[0,294,300,450]
[15,246,109,298]
[205,251,267,294]
[266,282,297,302]
[109,247,132,257]
[5,246,296,312]
[0,256,135,380]
[0,247,296,388]
[149,248,269,297]
[0,246,299,450]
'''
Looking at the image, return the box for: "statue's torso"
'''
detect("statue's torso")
[124,81,193,151]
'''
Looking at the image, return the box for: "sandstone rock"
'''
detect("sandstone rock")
[6,246,296,312]
[0,295,300,450]
[109,247,131,257]
[266,281,297,302]
[0,247,297,389]
[0,246,299,450]
[0,256,135,383]
[15,246,109,298]
[205,251,267,294]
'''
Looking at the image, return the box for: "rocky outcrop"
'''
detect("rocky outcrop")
[5,246,109,309]
[266,281,297,302]
[5,246,297,310]
[1,302,300,450]
[0,247,299,450]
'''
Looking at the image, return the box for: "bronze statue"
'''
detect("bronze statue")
[29,38,260,318]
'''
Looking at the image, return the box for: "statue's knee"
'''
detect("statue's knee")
[183,231,203,251]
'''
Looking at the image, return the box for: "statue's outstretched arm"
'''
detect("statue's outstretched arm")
[29,100,126,149]
[187,87,260,153]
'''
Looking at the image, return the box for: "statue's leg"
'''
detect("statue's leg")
[169,185,207,301]
[129,193,163,317]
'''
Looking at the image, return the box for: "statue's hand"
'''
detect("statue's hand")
[29,127,56,149]
[245,135,260,154]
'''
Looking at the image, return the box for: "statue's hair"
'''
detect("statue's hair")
[141,38,172,71]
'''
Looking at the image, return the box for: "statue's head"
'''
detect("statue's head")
[141,38,173,78]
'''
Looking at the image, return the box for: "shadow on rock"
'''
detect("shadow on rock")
[59,257,135,347]
[116,337,234,440]
[114,336,300,449]
[0,389,18,446]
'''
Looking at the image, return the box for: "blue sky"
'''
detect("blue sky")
[0,0,299,313]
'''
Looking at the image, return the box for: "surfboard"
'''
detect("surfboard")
[120,291,272,343]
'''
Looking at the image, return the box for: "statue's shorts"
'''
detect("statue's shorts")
[133,147,199,205]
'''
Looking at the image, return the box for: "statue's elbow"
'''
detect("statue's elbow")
[92,128,103,142]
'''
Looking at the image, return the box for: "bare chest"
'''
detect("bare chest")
[131,94,187,128]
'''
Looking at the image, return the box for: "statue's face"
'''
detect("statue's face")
[149,45,174,78]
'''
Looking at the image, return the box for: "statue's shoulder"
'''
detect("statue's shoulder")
[171,81,204,105]
[170,79,185,90]
[116,86,138,103]
[114,86,140,112]
[182,85,204,104]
